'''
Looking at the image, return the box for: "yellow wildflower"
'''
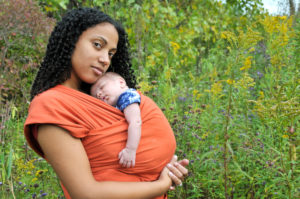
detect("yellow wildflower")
[35,170,42,176]
[44,6,52,12]
[240,56,253,71]
[193,89,198,96]
[226,79,235,85]
[279,22,288,34]
[287,16,293,27]
[196,94,202,100]
[202,132,209,139]
[165,68,172,80]
[221,32,227,39]
[220,31,237,47]
[259,91,264,99]
[138,81,153,93]
[270,55,280,67]
[238,27,263,50]
[170,41,180,55]
[147,55,156,67]
[282,134,289,138]
[188,72,195,82]
[211,26,216,34]
[209,67,218,81]
[279,16,287,20]
[32,178,38,183]
[248,47,255,53]
[154,51,160,57]
[211,82,223,95]
[234,73,255,89]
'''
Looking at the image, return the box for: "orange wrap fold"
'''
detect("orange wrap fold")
[24,85,176,199]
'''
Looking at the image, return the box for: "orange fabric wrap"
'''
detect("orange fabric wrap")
[24,85,176,199]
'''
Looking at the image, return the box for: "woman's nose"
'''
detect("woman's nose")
[98,53,110,68]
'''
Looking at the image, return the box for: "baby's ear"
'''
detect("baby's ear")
[119,78,127,88]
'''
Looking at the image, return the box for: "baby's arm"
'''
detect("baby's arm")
[118,103,142,168]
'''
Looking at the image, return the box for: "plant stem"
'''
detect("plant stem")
[224,72,234,199]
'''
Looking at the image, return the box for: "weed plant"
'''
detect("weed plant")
[1,0,299,198]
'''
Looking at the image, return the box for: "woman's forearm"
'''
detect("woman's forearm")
[83,178,170,199]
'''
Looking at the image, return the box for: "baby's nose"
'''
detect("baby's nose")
[96,92,102,99]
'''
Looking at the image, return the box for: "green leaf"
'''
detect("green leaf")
[6,145,13,179]
[58,0,68,10]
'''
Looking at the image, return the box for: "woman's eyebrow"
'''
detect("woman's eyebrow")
[96,36,107,45]
[95,36,117,50]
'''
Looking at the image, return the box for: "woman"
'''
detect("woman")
[24,8,188,199]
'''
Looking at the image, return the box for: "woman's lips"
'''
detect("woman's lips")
[92,67,103,76]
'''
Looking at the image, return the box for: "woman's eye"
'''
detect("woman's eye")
[108,52,115,58]
[94,42,102,49]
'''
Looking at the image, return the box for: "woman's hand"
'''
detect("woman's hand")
[159,155,189,191]
[167,155,189,190]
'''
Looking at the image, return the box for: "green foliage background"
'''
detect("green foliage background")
[0,0,299,198]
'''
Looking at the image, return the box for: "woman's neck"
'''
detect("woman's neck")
[62,78,80,90]
[62,71,82,90]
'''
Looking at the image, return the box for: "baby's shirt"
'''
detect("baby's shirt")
[116,88,141,111]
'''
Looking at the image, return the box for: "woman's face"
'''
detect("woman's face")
[66,22,119,89]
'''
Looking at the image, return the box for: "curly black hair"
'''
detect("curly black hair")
[30,7,136,100]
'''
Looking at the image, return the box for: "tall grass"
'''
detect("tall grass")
[1,0,299,198]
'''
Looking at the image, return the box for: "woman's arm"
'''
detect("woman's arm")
[37,124,173,199]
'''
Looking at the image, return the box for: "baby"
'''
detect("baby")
[91,72,141,168]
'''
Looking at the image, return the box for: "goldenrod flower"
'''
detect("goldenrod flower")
[235,73,255,89]
[279,16,287,20]
[211,82,223,95]
[259,91,264,99]
[32,178,38,183]
[240,56,253,71]
[170,41,180,55]
[282,134,289,138]
[196,93,202,100]
[226,79,235,85]
[138,81,153,93]
[220,31,237,47]
[248,47,255,53]
[192,89,198,96]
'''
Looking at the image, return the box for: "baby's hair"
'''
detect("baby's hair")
[102,72,125,81]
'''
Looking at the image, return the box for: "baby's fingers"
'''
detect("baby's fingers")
[118,150,123,159]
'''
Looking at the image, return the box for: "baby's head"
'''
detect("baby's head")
[91,72,129,106]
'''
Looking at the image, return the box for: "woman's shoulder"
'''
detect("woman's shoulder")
[30,86,67,109]
[33,87,59,100]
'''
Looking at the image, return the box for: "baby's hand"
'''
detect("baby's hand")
[118,148,136,168]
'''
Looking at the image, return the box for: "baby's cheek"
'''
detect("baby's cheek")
[90,86,97,97]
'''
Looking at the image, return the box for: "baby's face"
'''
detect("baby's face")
[91,76,124,106]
